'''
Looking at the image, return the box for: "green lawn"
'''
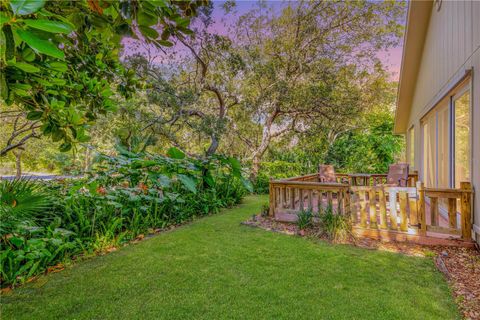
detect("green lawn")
[1,195,459,319]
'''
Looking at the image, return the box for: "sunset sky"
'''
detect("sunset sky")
[123,1,405,81]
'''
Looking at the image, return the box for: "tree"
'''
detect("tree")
[229,0,405,179]
[126,6,244,157]
[0,0,207,156]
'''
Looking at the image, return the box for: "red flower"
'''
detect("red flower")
[96,186,107,195]
[138,182,148,194]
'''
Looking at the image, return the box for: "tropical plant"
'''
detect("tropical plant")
[0,179,51,236]
[296,209,313,231]
[318,206,353,243]
[0,147,251,288]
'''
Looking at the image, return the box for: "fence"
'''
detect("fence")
[269,173,473,246]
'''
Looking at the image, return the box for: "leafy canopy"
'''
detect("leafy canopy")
[0,0,207,153]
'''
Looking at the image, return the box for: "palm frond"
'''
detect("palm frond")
[0,179,52,236]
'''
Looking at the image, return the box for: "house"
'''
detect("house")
[394,0,480,244]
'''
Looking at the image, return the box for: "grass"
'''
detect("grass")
[1,195,459,319]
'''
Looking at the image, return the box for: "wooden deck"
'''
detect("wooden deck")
[269,173,474,247]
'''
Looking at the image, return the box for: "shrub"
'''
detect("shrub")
[296,209,313,230]
[260,204,269,217]
[0,179,52,236]
[318,206,352,243]
[0,148,251,288]
[253,161,304,194]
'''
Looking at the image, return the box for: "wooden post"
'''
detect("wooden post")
[269,180,275,217]
[290,188,295,209]
[369,188,377,228]
[417,181,426,236]
[338,190,344,214]
[299,189,304,211]
[359,190,367,228]
[408,191,418,227]
[344,189,351,217]
[448,198,457,229]
[378,188,387,229]
[279,186,284,209]
[327,191,333,208]
[317,190,322,213]
[350,190,357,223]
[389,190,398,230]
[430,197,438,226]
[308,189,313,210]
[460,182,472,240]
[399,192,408,232]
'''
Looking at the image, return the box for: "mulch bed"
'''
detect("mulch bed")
[243,214,480,320]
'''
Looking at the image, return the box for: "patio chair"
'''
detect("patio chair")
[385,163,410,187]
[318,165,337,183]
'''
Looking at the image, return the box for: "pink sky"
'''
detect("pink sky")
[123,1,405,81]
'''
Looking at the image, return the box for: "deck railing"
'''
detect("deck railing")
[269,173,473,245]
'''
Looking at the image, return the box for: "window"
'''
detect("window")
[422,108,439,187]
[453,90,471,188]
[421,82,471,189]
[408,127,415,168]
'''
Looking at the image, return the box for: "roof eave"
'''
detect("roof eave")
[394,0,433,134]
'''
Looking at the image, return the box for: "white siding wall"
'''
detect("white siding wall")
[407,0,480,242]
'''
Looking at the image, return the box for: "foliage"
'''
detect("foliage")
[318,206,353,243]
[0,0,207,155]
[0,147,250,287]
[260,203,269,217]
[296,209,313,230]
[324,109,404,173]
[0,179,52,235]
[230,1,405,178]
[253,160,304,193]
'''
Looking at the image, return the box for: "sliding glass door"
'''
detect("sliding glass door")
[421,83,471,189]
[422,102,449,188]
[453,90,471,188]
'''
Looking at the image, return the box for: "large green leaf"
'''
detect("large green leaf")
[24,19,74,34]
[139,25,158,39]
[17,29,64,59]
[0,13,9,26]
[177,174,197,193]
[241,177,254,193]
[228,157,242,177]
[167,147,185,159]
[0,71,7,100]
[49,61,68,73]
[137,11,157,26]
[26,110,43,120]
[21,47,35,61]
[0,29,5,62]
[8,61,40,73]
[9,0,46,15]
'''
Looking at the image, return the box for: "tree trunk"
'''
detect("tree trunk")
[250,131,271,181]
[83,147,91,173]
[205,134,219,157]
[13,148,24,179]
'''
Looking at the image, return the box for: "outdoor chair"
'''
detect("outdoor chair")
[318,164,337,183]
[385,163,410,187]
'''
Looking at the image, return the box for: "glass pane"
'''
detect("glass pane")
[409,127,415,168]
[454,91,470,188]
[437,105,449,188]
[422,115,436,188]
